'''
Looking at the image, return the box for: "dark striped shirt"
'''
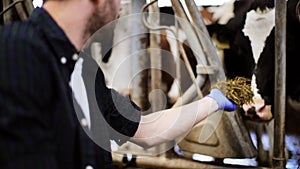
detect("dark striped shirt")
[0,7,140,169]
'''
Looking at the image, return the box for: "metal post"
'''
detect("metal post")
[131,0,149,110]
[149,0,163,112]
[148,0,169,156]
[2,0,13,23]
[273,0,287,168]
[23,0,34,16]
[148,0,163,114]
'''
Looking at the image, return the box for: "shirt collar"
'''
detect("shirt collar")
[28,7,79,66]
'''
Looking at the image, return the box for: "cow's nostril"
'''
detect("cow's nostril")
[247,106,256,116]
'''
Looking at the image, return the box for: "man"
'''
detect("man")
[0,0,236,169]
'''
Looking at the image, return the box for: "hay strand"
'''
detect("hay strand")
[212,77,254,106]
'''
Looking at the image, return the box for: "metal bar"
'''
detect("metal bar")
[148,0,163,113]
[179,43,203,98]
[172,76,206,108]
[22,0,34,16]
[170,0,209,101]
[170,0,208,66]
[130,0,149,111]
[0,0,24,16]
[113,151,243,169]
[273,0,287,168]
[184,0,226,83]
[15,2,27,20]
[148,0,167,155]
[142,1,203,99]
[2,0,18,23]
[1,0,33,25]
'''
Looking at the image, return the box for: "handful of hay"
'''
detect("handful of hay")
[211,77,254,107]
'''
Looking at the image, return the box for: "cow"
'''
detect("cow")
[209,0,300,120]
[208,0,300,166]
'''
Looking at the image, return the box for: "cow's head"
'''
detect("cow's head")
[242,99,273,122]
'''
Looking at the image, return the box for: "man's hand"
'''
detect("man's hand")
[206,88,237,111]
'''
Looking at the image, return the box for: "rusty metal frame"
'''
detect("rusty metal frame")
[0,0,24,17]
[141,0,204,101]
[273,0,287,168]
[1,0,34,24]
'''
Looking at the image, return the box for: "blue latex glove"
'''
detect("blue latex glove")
[206,88,237,111]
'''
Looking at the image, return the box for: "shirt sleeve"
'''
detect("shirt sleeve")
[87,59,141,145]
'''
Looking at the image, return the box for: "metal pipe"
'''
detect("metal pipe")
[131,0,149,111]
[148,0,163,113]
[142,0,203,99]
[172,76,206,108]
[22,0,34,16]
[273,0,287,168]
[179,43,203,99]
[15,2,27,20]
[170,0,207,66]
[183,0,226,83]
[0,0,24,17]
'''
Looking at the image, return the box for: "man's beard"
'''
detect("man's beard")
[82,9,117,53]
[85,9,108,37]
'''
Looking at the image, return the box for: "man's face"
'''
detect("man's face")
[86,0,121,35]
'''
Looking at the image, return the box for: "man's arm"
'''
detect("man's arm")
[130,89,236,148]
